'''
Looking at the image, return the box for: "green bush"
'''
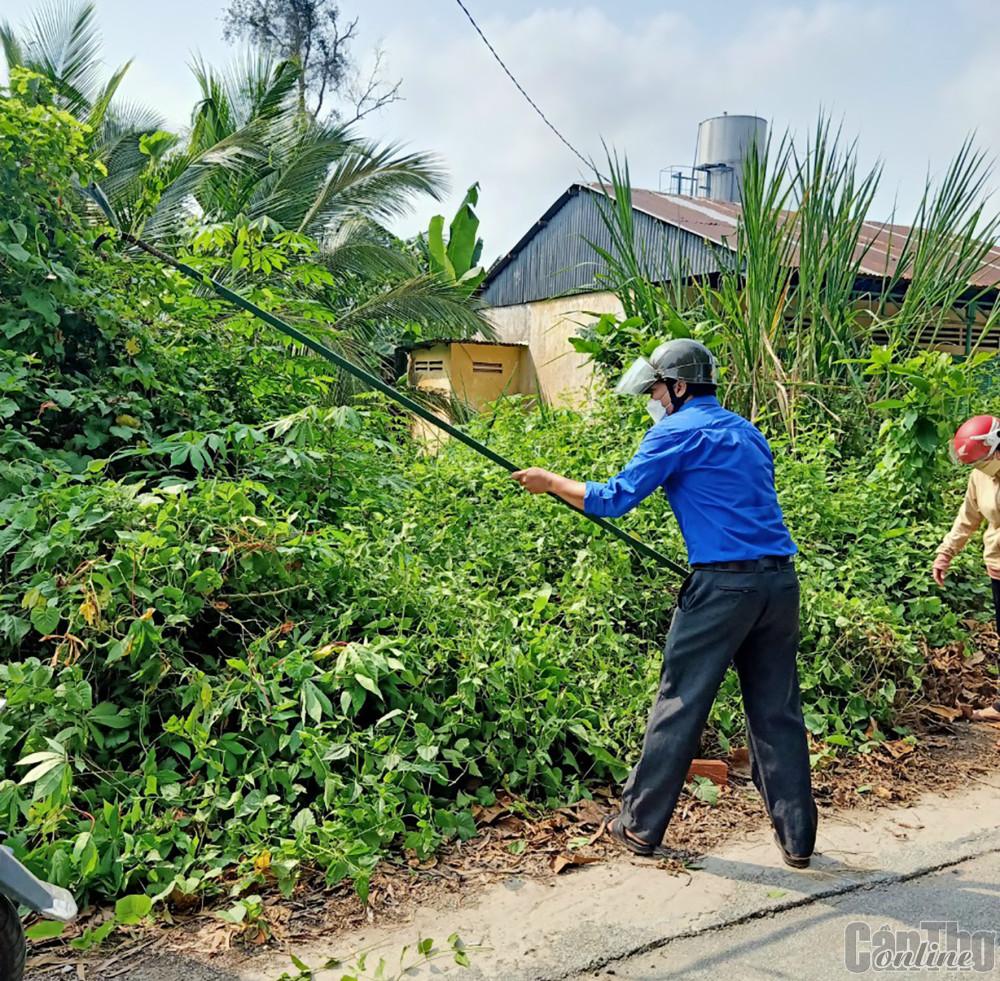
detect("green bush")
[1,70,995,911]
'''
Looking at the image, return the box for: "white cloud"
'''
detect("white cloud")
[90,0,1000,262]
[362,0,1000,263]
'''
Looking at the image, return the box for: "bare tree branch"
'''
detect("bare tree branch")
[222,1,397,122]
[341,45,402,126]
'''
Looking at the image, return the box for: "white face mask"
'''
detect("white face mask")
[646,398,666,424]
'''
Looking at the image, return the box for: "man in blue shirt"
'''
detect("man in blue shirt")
[512,339,817,868]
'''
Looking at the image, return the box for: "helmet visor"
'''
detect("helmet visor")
[615,357,659,396]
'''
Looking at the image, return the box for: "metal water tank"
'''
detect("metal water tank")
[693,113,767,202]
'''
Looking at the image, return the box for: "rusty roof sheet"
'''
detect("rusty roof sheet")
[585,182,1000,289]
[401,337,528,351]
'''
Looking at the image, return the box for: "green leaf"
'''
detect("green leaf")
[292,808,316,835]
[0,241,30,262]
[26,920,66,941]
[354,674,380,697]
[879,527,909,541]
[30,604,60,636]
[89,703,131,728]
[426,215,454,279]
[303,684,321,723]
[114,894,152,925]
[446,183,482,278]
[21,288,58,325]
[44,388,75,407]
[912,416,940,453]
[532,584,553,615]
[0,397,17,419]
[689,775,718,805]
[18,752,64,786]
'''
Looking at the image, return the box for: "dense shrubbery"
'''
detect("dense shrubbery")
[1,73,996,912]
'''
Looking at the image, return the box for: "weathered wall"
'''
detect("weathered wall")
[407,342,452,450]
[448,342,523,406]
[407,342,452,393]
[406,342,528,451]
[486,291,624,408]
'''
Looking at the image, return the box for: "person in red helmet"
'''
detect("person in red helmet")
[934,415,1000,722]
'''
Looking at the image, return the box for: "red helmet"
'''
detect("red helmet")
[951,415,1000,464]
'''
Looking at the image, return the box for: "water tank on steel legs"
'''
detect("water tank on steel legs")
[693,113,767,203]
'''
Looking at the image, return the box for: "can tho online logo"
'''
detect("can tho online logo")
[845,921,996,973]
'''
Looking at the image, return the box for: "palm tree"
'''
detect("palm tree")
[2,3,491,388]
[1,0,164,208]
[137,51,492,391]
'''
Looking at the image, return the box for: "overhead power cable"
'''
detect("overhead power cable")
[452,0,593,170]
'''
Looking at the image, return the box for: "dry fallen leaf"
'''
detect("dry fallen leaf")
[555,798,606,828]
[551,851,600,874]
[919,704,962,721]
[472,804,510,826]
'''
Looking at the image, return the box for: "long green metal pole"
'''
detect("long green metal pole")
[89,187,686,577]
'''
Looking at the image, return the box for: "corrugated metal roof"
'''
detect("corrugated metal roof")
[481,182,1000,305]
[613,183,1000,288]
[480,185,725,307]
[623,188,1000,287]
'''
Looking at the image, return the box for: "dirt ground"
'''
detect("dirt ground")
[26,631,1000,981]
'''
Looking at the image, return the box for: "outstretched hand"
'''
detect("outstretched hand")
[511,468,554,494]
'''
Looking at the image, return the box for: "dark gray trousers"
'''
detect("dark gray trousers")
[621,563,817,857]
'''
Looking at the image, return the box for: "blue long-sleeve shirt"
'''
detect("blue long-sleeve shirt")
[584,396,796,565]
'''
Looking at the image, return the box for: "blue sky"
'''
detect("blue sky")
[32,1,1000,259]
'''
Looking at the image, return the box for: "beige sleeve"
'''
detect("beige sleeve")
[937,475,984,558]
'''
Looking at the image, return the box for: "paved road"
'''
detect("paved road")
[576,852,1000,981]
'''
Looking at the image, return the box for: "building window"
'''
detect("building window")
[472,361,504,374]
[414,359,444,372]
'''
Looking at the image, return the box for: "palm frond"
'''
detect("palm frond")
[298,139,447,237]
[330,274,493,340]
[24,0,103,114]
[1,23,25,76]
[320,222,419,280]
[188,50,299,148]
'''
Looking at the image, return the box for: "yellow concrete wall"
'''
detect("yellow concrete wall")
[448,342,523,407]
[407,342,452,392]
[408,343,452,452]
[485,292,625,408]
